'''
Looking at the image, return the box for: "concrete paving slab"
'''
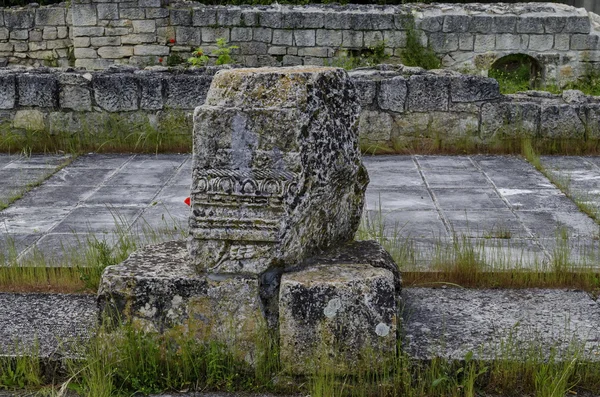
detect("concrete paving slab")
[44,168,116,187]
[51,206,143,234]
[14,185,94,208]
[1,153,600,271]
[442,209,529,238]
[363,209,448,238]
[502,189,577,211]
[365,187,435,211]
[1,207,73,234]
[415,155,475,169]
[431,188,508,211]
[422,169,491,188]
[84,185,162,206]
[402,288,600,361]
[517,210,599,239]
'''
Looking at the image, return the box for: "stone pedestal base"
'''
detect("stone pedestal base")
[97,240,401,372]
[97,240,267,363]
[279,241,400,375]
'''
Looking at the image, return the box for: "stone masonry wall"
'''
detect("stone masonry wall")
[351,64,600,148]
[1,2,600,84]
[68,1,600,84]
[0,4,71,67]
[1,64,598,145]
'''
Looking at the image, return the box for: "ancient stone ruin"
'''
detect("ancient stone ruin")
[98,66,400,373]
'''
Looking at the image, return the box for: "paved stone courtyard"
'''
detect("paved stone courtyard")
[2,153,600,270]
[2,152,600,365]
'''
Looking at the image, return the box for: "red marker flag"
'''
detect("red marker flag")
[184,197,191,206]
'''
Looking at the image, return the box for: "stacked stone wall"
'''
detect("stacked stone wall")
[0,4,71,67]
[0,2,600,84]
[1,64,598,145]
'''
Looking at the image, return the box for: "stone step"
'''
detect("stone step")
[1,288,598,363]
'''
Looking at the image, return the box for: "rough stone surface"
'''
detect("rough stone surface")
[92,73,139,112]
[279,242,398,374]
[0,293,96,358]
[403,288,600,361]
[97,240,267,363]
[189,66,367,276]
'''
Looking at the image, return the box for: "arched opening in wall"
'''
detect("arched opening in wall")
[489,54,542,94]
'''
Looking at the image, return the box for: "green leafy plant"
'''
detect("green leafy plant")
[187,38,239,67]
[400,18,441,70]
[187,47,210,66]
[213,37,239,65]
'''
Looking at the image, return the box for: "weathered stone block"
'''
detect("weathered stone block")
[0,74,16,110]
[495,33,524,50]
[17,74,58,108]
[217,9,241,26]
[492,16,517,33]
[42,27,58,40]
[175,26,201,45]
[97,241,267,363]
[480,101,540,138]
[450,75,501,103]
[516,15,544,34]
[164,73,212,109]
[470,15,493,34]
[91,36,121,47]
[342,30,363,48]
[192,8,217,27]
[133,20,156,34]
[98,46,134,58]
[571,34,599,51]
[554,34,570,50]
[540,104,585,139]
[120,8,145,20]
[74,48,98,59]
[419,16,443,32]
[10,29,28,40]
[201,27,230,43]
[359,110,393,142]
[190,67,367,275]
[4,10,34,29]
[146,8,169,19]
[322,13,350,30]
[140,74,163,110]
[72,4,96,26]
[294,29,315,47]
[35,7,65,26]
[97,4,119,20]
[544,16,566,34]
[59,73,92,111]
[349,75,376,107]
[231,27,252,42]
[13,109,45,131]
[93,73,139,111]
[429,33,458,53]
[170,8,192,26]
[134,45,169,56]
[564,16,591,34]
[73,26,104,37]
[279,241,399,375]
[408,75,450,112]
[272,29,293,46]
[529,35,554,52]
[253,27,272,43]
[378,76,407,113]
[443,15,470,33]
[383,30,406,48]
[241,10,258,27]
